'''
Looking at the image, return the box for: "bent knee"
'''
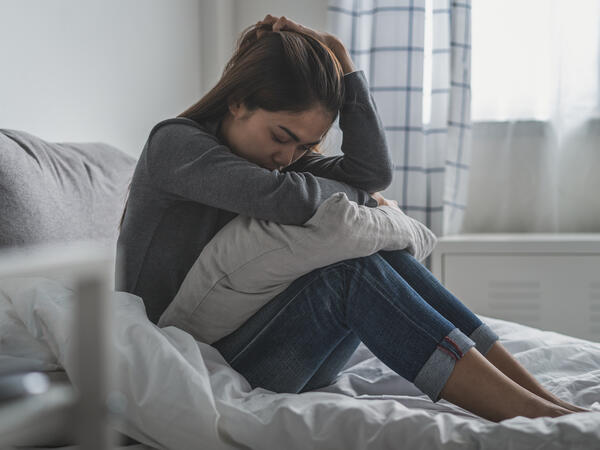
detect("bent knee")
[333,253,386,269]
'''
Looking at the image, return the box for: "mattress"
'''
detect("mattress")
[1,276,599,449]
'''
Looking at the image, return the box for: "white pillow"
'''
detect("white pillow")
[158,192,438,344]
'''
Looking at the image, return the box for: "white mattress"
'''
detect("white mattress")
[1,276,600,450]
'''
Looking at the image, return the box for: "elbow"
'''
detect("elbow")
[366,150,394,192]
[368,139,394,192]
[365,167,393,193]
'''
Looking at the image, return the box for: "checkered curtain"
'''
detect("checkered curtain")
[327,0,472,246]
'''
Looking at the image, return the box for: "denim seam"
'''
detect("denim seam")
[300,331,353,392]
[340,261,445,346]
[439,337,461,360]
[373,252,485,340]
[445,336,463,356]
[320,265,349,323]
[414,328,476,402]
[436,344,459,360]
[228,263,348,366]
[328,264,351,327]
[440,329,475,360]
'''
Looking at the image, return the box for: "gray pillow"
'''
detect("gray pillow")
[0,129,136,249]
[158,192,438,344]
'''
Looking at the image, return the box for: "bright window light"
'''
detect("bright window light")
[422,0,432,125]
[471,0,600,121]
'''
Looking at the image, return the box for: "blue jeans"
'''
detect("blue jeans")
[211,249,499,403]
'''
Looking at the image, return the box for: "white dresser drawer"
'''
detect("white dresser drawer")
[431,234,600,342]
[443,254,600,341]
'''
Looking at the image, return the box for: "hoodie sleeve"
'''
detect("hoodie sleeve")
[281,69,393,194]
[144,121,379,226]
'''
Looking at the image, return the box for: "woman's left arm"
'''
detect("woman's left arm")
[261,15,394,194]
[282,69,394,194]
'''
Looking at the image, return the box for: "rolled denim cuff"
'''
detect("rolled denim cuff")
[413,327,476,403]
[468,322,500,356]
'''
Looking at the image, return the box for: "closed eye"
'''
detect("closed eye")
[272,134,313,152]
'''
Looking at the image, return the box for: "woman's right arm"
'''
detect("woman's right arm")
[144,122,378,225]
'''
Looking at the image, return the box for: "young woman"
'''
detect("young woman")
[116,14,590,422]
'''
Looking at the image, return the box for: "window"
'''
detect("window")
[471,0,600,121]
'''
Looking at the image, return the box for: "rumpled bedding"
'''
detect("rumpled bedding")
[1,276,600,450]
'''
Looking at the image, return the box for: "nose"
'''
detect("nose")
[273,146,296,169]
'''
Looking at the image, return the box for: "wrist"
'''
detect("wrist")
[370,192,384,206]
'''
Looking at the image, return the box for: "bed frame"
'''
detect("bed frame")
[0,240,119,448]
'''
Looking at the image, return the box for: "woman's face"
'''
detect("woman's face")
[217,100,333,171]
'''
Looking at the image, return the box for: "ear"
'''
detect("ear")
[227,97,244,117]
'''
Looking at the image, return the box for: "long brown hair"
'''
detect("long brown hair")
[118,22,346,232]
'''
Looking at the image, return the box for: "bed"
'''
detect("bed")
[1,128,599,449]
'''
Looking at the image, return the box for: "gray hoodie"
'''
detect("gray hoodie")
[115,69,394,324]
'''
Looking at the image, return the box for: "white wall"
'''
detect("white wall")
[0,0,202,157]
[0,0,328,157]
[234,0,327,33]
[199,0,236,96]
[200,0,328,94]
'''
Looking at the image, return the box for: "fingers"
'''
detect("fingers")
[256,14,279,38]
[272,16,289,32]
[255,14,325,44]
[256,14,296,34]
[256,14,280,30]
[262,13,278,24]
[370,192,400,209]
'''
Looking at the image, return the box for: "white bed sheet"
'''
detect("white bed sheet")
[1,276,600,450]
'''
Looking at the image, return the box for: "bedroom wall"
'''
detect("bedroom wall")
[201,0,328,92]
[0,0,327,158]
[0,0,202,157]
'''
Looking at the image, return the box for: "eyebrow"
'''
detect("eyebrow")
[278,125,322,146]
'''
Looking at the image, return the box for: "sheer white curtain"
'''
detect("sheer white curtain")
[464,0,600,232]
[324,0,473,262]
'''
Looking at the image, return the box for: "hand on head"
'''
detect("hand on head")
[255,14,336,49]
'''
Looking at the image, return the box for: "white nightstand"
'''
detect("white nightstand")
[430,233,600,342]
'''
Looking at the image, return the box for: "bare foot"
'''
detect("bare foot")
[551,399,592,413]
[483,342,592,414]
[544,405,579,418]
[536,390,592,413]
[524,397,577,419]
